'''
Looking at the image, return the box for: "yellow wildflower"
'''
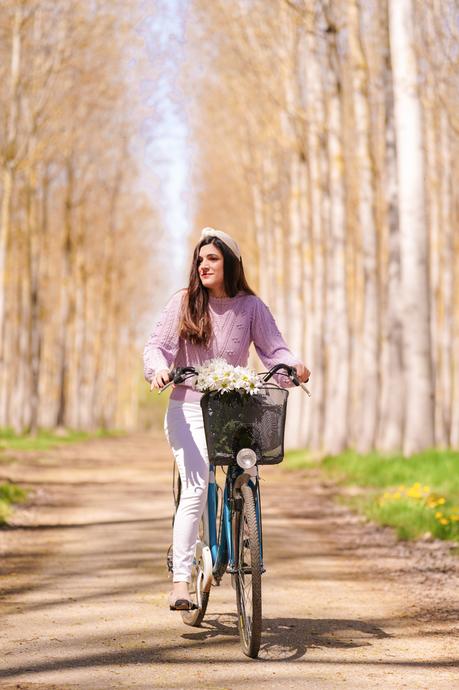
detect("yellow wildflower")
[439,518,449,526]
[407,487,422,498]
[437,497,446,505]
[435,512,443,519]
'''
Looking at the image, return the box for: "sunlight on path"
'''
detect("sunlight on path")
[1,434,458,688]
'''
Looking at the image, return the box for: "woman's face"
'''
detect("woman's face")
[198,243,225,293]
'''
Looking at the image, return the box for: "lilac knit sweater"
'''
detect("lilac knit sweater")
[143,289,301,402]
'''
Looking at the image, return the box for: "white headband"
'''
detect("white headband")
[200,226,241,261]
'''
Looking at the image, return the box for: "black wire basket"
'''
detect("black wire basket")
[200,385,289,465]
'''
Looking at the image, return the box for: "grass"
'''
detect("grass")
[285,448,459,544]
[0,481,28,524]
[322,449,459,496]
[283,448,318,471]
[0,427,124,452]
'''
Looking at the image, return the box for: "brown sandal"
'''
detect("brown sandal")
[169,598,197,611]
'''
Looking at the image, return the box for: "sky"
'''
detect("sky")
[135,0,194,306]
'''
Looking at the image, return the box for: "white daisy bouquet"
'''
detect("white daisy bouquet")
[194,358,262,396]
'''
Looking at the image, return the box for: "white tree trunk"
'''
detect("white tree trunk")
[0,5,22,425]
[438,111,453,445]
[285,150,306,449]
[389,0,434,454]
[304,17,326,451]
[377,17,404,451]
[348,0,379,452]
[323,15,349,454]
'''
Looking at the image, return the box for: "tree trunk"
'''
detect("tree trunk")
[389,0,434,454]
[323,16,350,454]
[377,6,404,451]
[348,0,380,451]
[304,13,326,451]
[56,159,75,428]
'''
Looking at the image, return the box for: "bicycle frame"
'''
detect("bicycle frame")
[202,462,264,582]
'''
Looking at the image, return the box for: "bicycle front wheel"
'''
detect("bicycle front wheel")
[235,482,262,658]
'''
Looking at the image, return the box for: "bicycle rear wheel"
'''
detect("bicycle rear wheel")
[181,520,212,627]
[235,482,262,658]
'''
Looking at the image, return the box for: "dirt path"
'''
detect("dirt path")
[1,433,458,689]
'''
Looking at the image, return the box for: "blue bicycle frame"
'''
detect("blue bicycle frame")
[205,463,264,582]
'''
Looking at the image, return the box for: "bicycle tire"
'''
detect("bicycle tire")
[235,482,262,658]
[181,588,210,627]
[181,528,212,627]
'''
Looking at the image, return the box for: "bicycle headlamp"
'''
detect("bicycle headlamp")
[236,448,257,469]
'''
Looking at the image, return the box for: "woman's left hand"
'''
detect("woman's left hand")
[294,362,310,383]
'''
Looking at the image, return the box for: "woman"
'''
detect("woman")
[143,226,310,610]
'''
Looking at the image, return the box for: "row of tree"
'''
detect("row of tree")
[182,0,459,454]
[0,0,156,432]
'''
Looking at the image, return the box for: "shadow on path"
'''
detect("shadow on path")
[181,613,390,661]
[3,614,459,680]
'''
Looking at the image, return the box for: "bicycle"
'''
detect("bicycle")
[160,363,310,658]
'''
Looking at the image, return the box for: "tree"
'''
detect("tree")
[389,0,434,453]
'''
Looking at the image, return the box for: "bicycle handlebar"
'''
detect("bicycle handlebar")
[262,364,311,396]
[158,363,310,396]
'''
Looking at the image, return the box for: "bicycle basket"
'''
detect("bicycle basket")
[200,385,289,465]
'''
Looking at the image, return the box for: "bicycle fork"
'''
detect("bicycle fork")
[228,466,264,574]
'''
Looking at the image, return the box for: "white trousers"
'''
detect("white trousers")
[163,399,209,583]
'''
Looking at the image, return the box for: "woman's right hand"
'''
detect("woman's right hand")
[150,369,172,391]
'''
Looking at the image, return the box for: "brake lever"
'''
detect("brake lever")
[158,379,175,394]
[299,381,311,397]
[289,371,311,397]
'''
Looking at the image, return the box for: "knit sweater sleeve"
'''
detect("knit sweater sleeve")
[143,290,184,383]
[251,297,301,387]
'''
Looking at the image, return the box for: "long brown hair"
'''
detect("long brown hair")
[179,236,256,346]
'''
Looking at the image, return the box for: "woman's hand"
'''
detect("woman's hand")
[294,362,310,384]
[150,369,172,391]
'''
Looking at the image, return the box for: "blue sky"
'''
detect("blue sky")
[135,0,193,305]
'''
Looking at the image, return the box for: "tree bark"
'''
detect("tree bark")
[389,0,435,454]
[347,0,380,451]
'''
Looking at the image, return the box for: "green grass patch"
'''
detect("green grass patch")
[0,481,28,524]
[0,427,124,452]
[322,449,459,543]
[284,448,318,471]
[356,493,459,542]
[322,449,459,495]
[287,448,459,544]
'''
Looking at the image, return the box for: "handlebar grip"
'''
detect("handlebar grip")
[290,371,300,386]
[171,366,198,384]
[157,366,194,394]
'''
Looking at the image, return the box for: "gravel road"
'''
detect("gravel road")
[1,432,458,689]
